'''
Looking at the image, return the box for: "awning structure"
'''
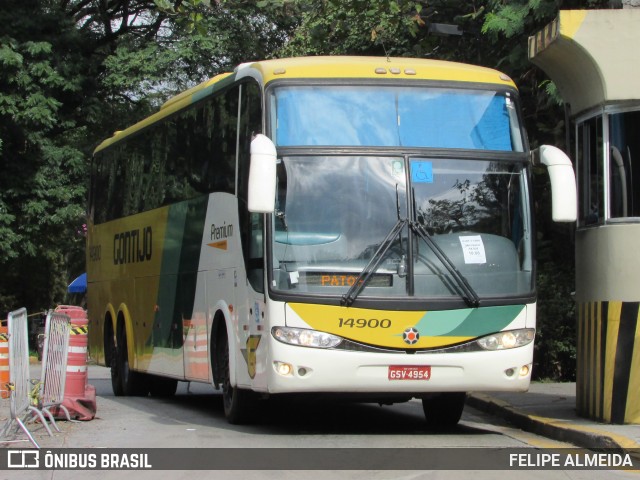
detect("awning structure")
[67,273,87,293]
[529,9,640,116]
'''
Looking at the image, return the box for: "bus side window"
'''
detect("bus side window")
[209,88,238,194]
[238,81,264,292]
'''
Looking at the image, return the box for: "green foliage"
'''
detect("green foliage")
[482,0,556,40]
[279,0,437,57]
[535,258,577,381]
[0,20,88,310]
[533,213,577,381]
[103,2,295,106]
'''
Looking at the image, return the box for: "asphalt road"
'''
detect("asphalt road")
[0,365,633,480]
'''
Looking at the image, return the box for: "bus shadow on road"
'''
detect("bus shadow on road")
[91,373,489,437]
[159,389,487,437]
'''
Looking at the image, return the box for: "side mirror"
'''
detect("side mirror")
[532,145,577,223]
[248,134,277,213]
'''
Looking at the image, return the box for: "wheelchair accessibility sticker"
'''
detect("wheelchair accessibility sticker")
[411,161,433,183]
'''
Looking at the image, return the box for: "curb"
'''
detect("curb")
[467,393,640,455]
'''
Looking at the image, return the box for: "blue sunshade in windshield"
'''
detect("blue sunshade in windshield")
[274,86,517,151]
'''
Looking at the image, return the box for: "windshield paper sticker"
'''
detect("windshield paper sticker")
[411,161,433,183]
[459,235,486,264]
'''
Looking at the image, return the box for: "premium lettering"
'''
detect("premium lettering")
[211,222,233,241]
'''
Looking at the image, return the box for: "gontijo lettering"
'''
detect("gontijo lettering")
[113,227,152,265]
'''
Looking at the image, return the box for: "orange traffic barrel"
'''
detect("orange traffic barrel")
[52,306,96,420]
[55,306,89,398]
[55,305,87,320]
[65,316,89,398]
[0,324,9,399]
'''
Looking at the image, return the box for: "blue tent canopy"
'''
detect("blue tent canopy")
[67,273,87,293]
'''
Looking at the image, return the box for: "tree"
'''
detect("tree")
[0,0,88,313]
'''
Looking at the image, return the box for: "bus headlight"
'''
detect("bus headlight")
[272,327,342,348]
[477,329,535,351]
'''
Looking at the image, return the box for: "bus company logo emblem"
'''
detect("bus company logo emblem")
[402,327,420,345]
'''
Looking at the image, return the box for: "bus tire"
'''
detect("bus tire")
[111,355,124,396]
[116,322,148,397]
[106,321,124,397]
[421,392,466,429]
[218,331,256,424]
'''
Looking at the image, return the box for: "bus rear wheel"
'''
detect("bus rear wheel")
[421,392,466,429]
[218,332,256,424]
[107,326,124,397]
[114,324,148,396]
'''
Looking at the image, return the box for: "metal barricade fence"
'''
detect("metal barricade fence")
[0,308,72,448]
[38,310,72,428]
[7,308,30,418]
[0,308,49,447]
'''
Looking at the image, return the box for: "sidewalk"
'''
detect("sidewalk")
[468,383,640,454]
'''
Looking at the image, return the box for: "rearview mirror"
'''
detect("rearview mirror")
[532,145,577,223]
[248,134,277,213]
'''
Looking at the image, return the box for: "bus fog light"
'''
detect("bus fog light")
[477,329,535,351]
[520,365,530,377]
[274,361,293,376]
[505,368,515,377]
[272,327,342,348]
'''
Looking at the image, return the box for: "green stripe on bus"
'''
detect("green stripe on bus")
[415,304,525,337]
[153,196,209,349]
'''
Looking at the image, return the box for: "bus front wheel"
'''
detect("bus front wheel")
[218,332,256,424]
[421,392,466,428]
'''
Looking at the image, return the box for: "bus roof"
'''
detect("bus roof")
[245,56,515,87]
[94,56,515,154]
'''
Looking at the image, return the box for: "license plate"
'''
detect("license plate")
[388,365,431,380]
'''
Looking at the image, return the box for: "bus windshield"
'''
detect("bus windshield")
[270,155,533,302]
[271,85,524,151]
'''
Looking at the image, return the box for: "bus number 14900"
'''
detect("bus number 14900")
[338,318,391,328]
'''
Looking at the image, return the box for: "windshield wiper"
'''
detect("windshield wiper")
[342,185,407,307]
[340,180,480,308]
[341,218,407,307]
[410,220,480,308]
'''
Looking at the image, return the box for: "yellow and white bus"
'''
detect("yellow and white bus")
[87,56,576,426]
